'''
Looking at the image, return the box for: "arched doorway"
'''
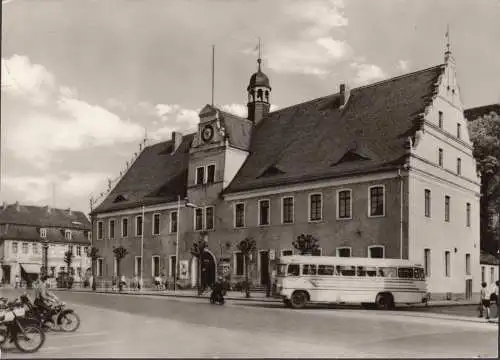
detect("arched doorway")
[200,250,216,289]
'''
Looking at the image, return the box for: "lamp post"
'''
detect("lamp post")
[174,197,198,292]
[42,238,49,278]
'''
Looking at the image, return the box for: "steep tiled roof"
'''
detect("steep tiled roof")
[0,204,90,229]
[0,224,90,245]
[219,109,253,151]
[464,103,500,121]
[91,134,195,214]
[225,64,445,193]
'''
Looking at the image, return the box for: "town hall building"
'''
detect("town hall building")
[90,45,481,301]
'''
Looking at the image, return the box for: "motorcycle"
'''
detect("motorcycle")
[20,294,80,333]
[209,287,226,305]
[0,297,45,353]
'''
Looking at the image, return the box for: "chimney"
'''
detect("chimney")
[171,132,183,153]
[66,208,72,216]
[2,202,6,210]
[44,205,51,214]
[339,83,350,108]
[15,201,20,211]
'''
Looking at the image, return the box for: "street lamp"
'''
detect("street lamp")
[41,237,49,278]
[174,196,198,292]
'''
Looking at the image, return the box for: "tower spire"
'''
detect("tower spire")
[257,37,262,72]
[444,24,453,63]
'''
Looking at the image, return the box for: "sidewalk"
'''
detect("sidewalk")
[54,286,479,307]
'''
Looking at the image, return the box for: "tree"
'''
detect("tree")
[113,245,128,291]
[87,246,100,291]
[236,237,256,298]
[63,250,75,289]
[292,234,321,255]
[190,235,208,296]
[468,111,500,255]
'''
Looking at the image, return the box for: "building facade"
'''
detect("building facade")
[0,203,91,286]
[91,46,481,300]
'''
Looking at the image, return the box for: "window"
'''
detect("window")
[466,203,471,227]
[309,193,323,221]
[368,246,384,258]
[369,186,385,217]
[282,197,294,224]
[153,213,160,235]
[113,258,117,276]
[424,189,431,217]
[170,211,178,233]
[234,252,245,276]
[22,242,29,254]
[109,220,115,239]
[481,266,485,283]
[207,164,216,183]
[438,148,443,167]
[337,265,356,276]
[135,256,142,276]
[88,231,92,242]
[491,267,495,284]
[445,196,450,222]
[65,230,72,241]
[194,208,203,231]
[281,249,293,257]
[336,247,351,257]
[77,246,81,257]
[465,253,471,275]
[457,158,462,175]
[97,221,103,240]
[77,267,82,278]
[303,264,317,275]
[456,123,461,139]
[84,247,88,256]
[438,111,443,128]
[205,207,214,230]
[258,199,270,226]
[135,215,143,236]
[12,242,18,254]
[445,251,451,277]
[424,248,431,277]
[196,166,205,185]
[169,255,177,278]
[40,228,47,238]
[32,243,39,255]
[337,190,352,219]
[96,258,104,276]
[287,264,300,276]
[234,203,245,228]
[122,218,128,237]
[398,267,414,279]
[318,265,335,275]
[152,256,160,277]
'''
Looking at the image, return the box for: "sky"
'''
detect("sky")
[1,0,500,216]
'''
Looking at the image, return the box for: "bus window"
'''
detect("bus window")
[277,264,287,276]
[303,264,317,275]
[414,267,425,280]
[398,267,414,279]
[366,266,377,277]
[357,266,366,276]
[287,264,300,276]
[337,265,356,276]
[378,267,397,278]
[318,265,335,275]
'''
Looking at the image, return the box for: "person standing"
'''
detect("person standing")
[479,282,491,319]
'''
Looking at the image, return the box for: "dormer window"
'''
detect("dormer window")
[40,228,47,238]
[195,164,216,185]
[65,230,72,241]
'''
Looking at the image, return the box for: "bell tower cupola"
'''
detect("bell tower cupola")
[247,40,271,125]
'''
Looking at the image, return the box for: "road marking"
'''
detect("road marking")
[44,339,124,351]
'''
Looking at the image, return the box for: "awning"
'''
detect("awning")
[20,263,41,274]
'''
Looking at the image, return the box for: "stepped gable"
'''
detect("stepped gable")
[225,64,445,193]
[91,134,195,214]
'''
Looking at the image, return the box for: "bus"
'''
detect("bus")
[273,255,428,310]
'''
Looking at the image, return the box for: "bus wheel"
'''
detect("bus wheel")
[290,291,308,309]
[375,293,394,310]
[283,299,292,308]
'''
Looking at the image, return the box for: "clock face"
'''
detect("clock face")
[201,125,214,142]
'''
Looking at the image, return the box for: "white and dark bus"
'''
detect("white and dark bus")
[274,255,428,309]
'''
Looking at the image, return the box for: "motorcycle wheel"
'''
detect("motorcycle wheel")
[58,311,80,332]
[13,324,45,353]
[0,325,7,346]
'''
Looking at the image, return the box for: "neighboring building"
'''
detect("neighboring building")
[91,45,481,300]
[480,250,499,286]
[0,202,91,286]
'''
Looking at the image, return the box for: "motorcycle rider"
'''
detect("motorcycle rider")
[33,275,60,314]
[210,276,225,304]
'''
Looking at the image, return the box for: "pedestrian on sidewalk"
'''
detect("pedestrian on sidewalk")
[479,282,491,319]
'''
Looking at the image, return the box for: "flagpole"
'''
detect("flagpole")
[211,45,215,107]
[140,205,144,291]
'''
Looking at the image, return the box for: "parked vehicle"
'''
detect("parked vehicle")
[0,297,45,353]
[274,255,428,310]
[20,294,80,332]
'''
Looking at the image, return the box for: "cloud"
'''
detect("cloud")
[2,54,144,169]
[149,104,200,141]
[350,62,386,86]
[397,60,410,72]
[244,0,350,77]
[220,104,247,117]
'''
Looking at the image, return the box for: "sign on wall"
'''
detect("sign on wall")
[179,260,189,280]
